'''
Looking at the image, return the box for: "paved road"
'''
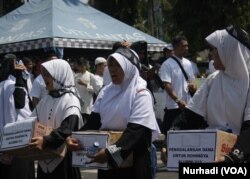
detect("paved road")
[35,151,179,179]
[80,152,179,179]
[81,166,178,179]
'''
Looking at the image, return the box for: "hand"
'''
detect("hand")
[66,136,82,151]
[160,147,167,165]
[177,100,186,110]
[77,79,87,86]
[214,155,226,163]
[29,136,44,150]
[188,81,197,93]
[121,40,131,48]
[14,63,26,71]
[87,148,108,164]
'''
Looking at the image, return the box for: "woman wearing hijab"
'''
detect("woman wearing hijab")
[0,54,35,179]
[219,28,250,163]
[67,47,160,179]
[170,25,250,135]
[29,59,84,179]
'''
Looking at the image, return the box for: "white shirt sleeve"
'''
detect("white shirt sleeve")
[159,62,172,83]
[30,77,42,98]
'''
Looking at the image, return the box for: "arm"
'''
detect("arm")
[30,77,42,107]
[223,121,250,163]
[43,115,80,149]
[90,74,103,95]
[171,108,208,130]
[89,90,154,166]
[106,123,151,168]
[80,112,101,130]
[164,82,186,110]
[66,112,101,151]
[13,70,26,109]
[160,108,207,165]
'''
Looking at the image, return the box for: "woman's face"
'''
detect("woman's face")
[41,67,54,91]
[108,57,124,84]
[210,48,225,70]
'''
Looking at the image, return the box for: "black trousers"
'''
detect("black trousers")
[162,108,182,135]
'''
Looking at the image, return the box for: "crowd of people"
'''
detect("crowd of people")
[0,25,250,179]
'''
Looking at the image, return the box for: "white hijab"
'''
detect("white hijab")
[34,59,83,173]
[187,29,250,134]
[36,59,83,129]
[92,53,160,141]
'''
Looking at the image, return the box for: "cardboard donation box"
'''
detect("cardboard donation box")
[72,131,133,169]
[0,117,66,160]
[167,129,237,171]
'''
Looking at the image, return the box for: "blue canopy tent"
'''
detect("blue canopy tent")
[0,0,166,54]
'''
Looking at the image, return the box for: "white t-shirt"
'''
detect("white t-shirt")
[159,56,195,109]
[74,71,95,114]
[190,61,199,77]
[30,74,47,100]
[92,74,103,95]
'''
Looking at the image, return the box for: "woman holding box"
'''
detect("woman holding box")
[29,59,84,179]
[171,25,250,134]
[164,26,250,163]
[67,47,160,179]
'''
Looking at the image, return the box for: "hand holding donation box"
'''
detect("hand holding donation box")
[72,131,133,169]
[0,117,66,160]
[72,131,109,169]
[0,117,39,149]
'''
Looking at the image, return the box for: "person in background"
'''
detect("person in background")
[74,57,95,123]
[92,57,107,101]
[171,25,250,134]
[168,25,250,165]
[22,57,35,95]
[207,52,217,75]
[30,50,58,107]
[29,59,83,179]
[103,41,132,86]
[130,40,160,178]
[159,36,197,165]
[196,26,250,163]
[188,55,200,78]
[67,47,160,179]
[0,54,35,179]
[130,41,150,81]
[158,43,174,65]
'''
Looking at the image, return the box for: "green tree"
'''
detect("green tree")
[172,0,250,52]
[1,0,23,16]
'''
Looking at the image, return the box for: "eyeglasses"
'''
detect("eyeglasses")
[226,25,250,49]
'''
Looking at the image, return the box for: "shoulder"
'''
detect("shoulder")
[2,79,15,91]
[34,75,44,84]
[86,71,93,76]
[136,88,152,97]
[206,71,219,79]
[134,88,154,105]
[182,58,192,65]
[160,58,175,70]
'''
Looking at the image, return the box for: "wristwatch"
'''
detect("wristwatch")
[175,98,181,103]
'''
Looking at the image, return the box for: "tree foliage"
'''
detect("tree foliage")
[2,0,250,53]
[93,0,250,52]
[172,0,250,52]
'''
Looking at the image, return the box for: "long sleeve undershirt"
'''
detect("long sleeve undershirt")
[43,115,79,149]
